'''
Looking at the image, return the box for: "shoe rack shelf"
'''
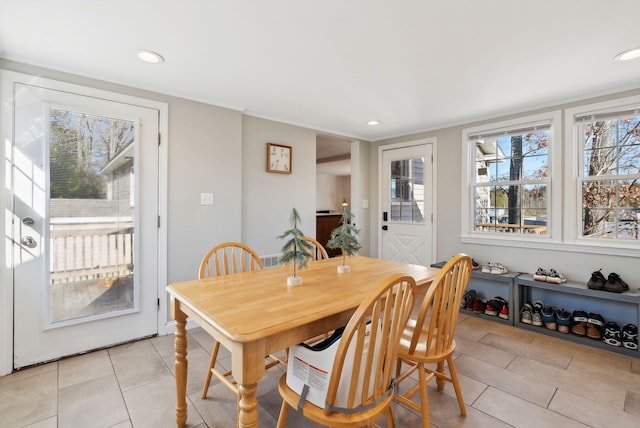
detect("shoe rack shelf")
[515,274,640,358]
[431,263,516,325]
[467,270,518,325]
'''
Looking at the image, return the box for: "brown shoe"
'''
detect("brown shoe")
[465,297,476,311]
[473,299,487,314]
[571,322,588,336]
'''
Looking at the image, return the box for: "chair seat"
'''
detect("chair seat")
[278,374,393,428]
[398,319,456,362]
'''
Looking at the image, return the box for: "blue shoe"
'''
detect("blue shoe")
[541,305,556,330]
[555,308,571,334]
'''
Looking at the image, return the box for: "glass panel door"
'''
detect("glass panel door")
[10,80,159,368]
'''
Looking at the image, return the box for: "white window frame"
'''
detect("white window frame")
[564,95,640,256]
[461,110,562,248]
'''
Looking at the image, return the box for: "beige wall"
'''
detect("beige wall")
[316,174,339,211]
[0,59,319,284]
[241,115,317,256]
[316,174,350,213]
[167,98,243,282]
[351,140,371,257]
[4,57,640,289]
[371,88,640,282]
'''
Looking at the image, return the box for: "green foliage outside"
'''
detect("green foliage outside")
[49,109,134,199]
[278,208,313,278]
[327,209,361,267]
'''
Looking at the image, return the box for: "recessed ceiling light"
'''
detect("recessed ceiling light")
[137,50,164,64]
[614,47,640,62]
[367,120,380,126]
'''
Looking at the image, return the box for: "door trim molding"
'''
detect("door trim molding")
[0,70,168,375]
[377,138,438,264]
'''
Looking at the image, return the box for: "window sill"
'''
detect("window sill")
[461,234,639,258]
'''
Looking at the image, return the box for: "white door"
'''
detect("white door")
[11,82,159,368]
[380,143,434,265]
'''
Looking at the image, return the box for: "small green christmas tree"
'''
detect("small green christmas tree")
[278,208,313,282]
[327,208,361,270]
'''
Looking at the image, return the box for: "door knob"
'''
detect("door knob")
[382,225,388,231]
[21,236,37,248]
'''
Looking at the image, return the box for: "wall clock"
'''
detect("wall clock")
[267,143,292,174]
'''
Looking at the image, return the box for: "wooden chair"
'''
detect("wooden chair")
[303,236,329,260]
[394,254,472,428]
[199,242,281,399]
[276,274,416,428]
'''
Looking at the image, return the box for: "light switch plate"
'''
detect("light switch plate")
[362,199,369,209]
[200,193,213,205]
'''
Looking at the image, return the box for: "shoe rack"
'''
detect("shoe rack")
[515,274,640,358]
[432,261,639,357]
[431,263,517,325]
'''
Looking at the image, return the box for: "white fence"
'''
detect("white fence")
[49,218,133,285]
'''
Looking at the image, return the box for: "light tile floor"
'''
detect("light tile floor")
[1,313,639,428]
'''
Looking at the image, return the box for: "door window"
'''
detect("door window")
[49,108,136,323]
[389,158,425,223]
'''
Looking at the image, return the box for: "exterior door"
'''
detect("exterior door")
[11,81,159,368]
[380,143,434,265]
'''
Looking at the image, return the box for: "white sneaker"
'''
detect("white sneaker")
[481,262,494,274]
[533,267,548,282]
[491,263,508,275]
[546,269,566,283]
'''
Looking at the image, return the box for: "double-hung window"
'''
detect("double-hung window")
[462,111,561,242]
[567,96,640,249]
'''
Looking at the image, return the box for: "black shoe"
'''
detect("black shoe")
[603,322,622,347]
[485,296,507,317]
[603,272,629,293]
[622,324,638,350]
[587,269,605,290]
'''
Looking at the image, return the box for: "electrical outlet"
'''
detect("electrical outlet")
[200,193,213,205]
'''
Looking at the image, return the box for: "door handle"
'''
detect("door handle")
[21,236,37,248]
[382,225,388,231]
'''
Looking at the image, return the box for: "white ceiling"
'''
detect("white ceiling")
[1,1,639,142]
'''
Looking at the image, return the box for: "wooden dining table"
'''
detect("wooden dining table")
[166,255,439,428]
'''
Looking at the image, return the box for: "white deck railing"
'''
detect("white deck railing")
[49,218,134,285]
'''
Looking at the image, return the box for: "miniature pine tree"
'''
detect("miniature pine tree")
[327,208,361,267]
[277,208,313,278]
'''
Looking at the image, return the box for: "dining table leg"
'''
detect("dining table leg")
[238,383,259,428]
[173,303,188,427]
[233,341,265,428]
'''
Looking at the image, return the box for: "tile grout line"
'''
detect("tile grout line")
[108,347,134,428]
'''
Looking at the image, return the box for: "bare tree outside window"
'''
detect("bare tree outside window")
[50,109,134,199]
[472,128,550,235]
[581,115,640,239]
